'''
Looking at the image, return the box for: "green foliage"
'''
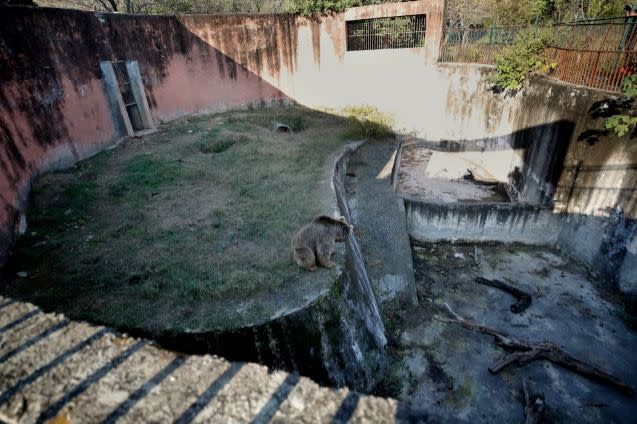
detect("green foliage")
[200,138,235,153]
[285,0,397,16]
[151,0,195,14]
[582,0,624,19]
[341,106,394,139]
[621,74,637,99]
[287,115,306,132]
[604,115,637,137]
[286,0,362,16]
[489,27,556,92]
[108,155,183,197]
[605,74,637,137]
[491,0,549,27]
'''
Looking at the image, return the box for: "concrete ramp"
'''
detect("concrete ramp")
[345,140,417,307]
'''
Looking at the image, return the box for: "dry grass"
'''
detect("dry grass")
[7,105,355,332]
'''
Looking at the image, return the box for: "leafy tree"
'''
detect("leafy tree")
[489,0,549,26]
[286,0,363,16]
[547,0,624,22]
[489,26,556,91]
[447,0,494,29]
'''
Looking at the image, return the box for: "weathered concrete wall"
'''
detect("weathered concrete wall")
[0,7,287,265]
[179,0,446,112]
[394,64,636,294]
[1,0,634,292]
[0,1,446,267]
[405,200,561,245]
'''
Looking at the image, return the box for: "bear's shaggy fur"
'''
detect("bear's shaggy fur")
[291,215,352,271]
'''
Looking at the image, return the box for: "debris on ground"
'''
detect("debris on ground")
[436,303,634,395]
[474,277,532,313]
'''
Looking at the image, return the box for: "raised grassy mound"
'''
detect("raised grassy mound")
[5,106,360,333]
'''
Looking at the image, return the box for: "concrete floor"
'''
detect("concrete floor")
[397,144,511,203]
[391,242,637,423]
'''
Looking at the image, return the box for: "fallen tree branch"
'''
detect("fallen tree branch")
[435,303,634,395]
[523,378,545,424]
[475,277,532,313]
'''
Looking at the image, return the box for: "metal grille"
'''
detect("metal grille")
[347,15,426,51]
[111,61,143,131]
[112,61,136,107]
[439,17,637,92]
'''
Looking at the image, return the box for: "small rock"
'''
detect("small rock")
[64,209,72,215]
[453,252,465,260]
[17,271,28,278]
[187,129,193,134]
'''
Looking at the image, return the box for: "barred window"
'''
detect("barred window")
[346,15,426,51]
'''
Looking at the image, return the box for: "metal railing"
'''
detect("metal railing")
[346,15,426,51]
[440,17,637,92]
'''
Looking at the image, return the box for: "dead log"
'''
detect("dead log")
[435,303,634,396]
[475,277,532,313]
[523,379,545,424]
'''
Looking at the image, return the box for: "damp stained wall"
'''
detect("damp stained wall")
[0,7,287,264]
[1,0,635,293]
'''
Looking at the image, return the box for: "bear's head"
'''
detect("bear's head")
[334,216,352,242]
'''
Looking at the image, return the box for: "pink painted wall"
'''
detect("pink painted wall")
[0,1,444,265]
[0,7,287,265]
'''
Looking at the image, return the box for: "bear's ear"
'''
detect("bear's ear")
[314,215,338,225]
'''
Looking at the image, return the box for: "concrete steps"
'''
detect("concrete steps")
[0,296,399,423]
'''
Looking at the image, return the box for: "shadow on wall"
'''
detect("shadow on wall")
[401,120,637,290]
[0,7,289,267]
[179,14,301,81]
[404,120,576,207]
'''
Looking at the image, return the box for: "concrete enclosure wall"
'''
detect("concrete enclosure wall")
[405,201,561,245]
[0,0,635,294]
[0,7,287,264]
[396,65,637,294]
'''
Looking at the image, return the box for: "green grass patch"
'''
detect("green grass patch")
[340,106,394,139]
[8,105,350,333]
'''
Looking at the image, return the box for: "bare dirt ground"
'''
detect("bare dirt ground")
[4,105,356,334]
[378,242,637,423]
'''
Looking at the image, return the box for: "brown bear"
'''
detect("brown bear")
[291,215,352,271]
